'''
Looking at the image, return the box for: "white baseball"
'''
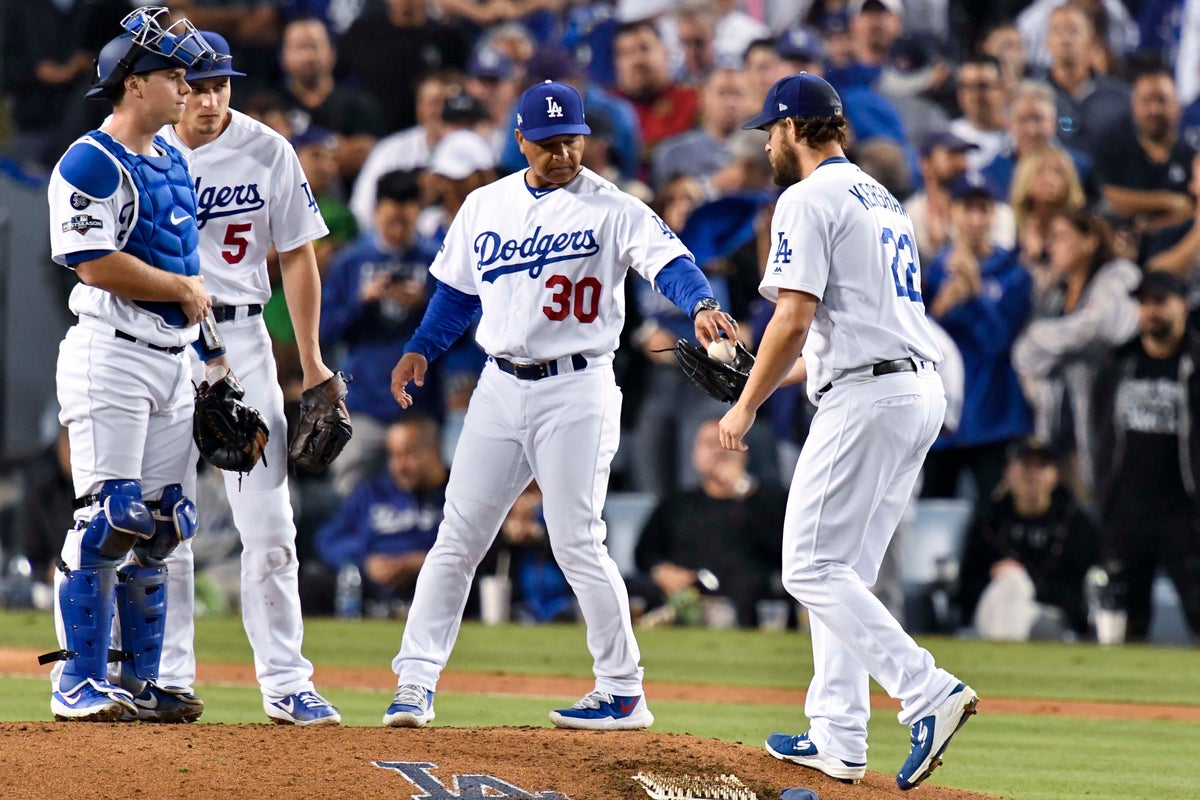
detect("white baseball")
[707,339,737,364]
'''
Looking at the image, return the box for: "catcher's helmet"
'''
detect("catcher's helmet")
[86,7,216,99]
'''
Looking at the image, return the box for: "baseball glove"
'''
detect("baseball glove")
[674,339,755,404]
[288,371,353,472]
[194,366,269,473]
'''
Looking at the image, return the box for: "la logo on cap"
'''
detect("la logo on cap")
[546,96,564,118]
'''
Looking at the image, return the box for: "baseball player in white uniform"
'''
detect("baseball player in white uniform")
[43,8,217,722]
[152,32,342,725]
[383,80,738,730]
[720,74,978,790]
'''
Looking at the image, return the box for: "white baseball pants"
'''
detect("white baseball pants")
[394,361,645,695]
[159,313,316,700]
[784,366,959,763]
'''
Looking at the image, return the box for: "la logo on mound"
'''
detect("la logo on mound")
[374,761,569,799]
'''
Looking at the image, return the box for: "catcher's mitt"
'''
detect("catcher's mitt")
[674,339,755,404]
[289,371,353,472]
[194,366,269,473]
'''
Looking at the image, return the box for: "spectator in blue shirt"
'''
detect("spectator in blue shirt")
[922,174,1034,500]
[321,169,440,495]
[316,416,446,607]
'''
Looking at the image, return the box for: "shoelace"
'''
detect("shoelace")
[393,684,429,709]
[293,691,328,709]
[572,690,614,710]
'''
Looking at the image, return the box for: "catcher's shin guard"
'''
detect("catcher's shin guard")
[56,564,120,688]
[117,485,195,688]
[116,562,168,687]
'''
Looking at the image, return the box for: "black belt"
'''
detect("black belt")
[114,329,185,355]
[819,358,917,395]
[211,304,263,322]
[493,354,587,381]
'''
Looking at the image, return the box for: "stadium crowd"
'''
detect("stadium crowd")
[2,0,1199,643]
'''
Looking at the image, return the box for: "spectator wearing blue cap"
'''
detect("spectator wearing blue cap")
[907,129,1018,262]
[322,169,443,495]
[464,47,520,155]
[922,173,1034,501]
[278,17,385,181]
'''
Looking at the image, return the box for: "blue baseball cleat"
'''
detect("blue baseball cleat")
[384,684,435,728]
[52,678,137,722]
[122,682,204,723]
[896,683,979,790]
[766,732,867,783]
[264,690,341,726]
[549,690,654,730]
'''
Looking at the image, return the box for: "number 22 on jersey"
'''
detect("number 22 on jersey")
[882,227,922,303]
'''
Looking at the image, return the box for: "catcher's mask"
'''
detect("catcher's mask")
[86,7,218,100]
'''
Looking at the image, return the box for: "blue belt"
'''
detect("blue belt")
[493,354,587,381]
[211,304,263,322]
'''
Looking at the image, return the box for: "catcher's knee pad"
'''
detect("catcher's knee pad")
[116,562,167,686]
[79,480,155,568]
[133,484,197,566]
[57,565,119,687]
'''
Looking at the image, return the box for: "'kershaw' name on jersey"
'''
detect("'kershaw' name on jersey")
[474,226,600,283]
[194,176,265,229]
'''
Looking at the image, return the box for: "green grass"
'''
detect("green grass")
[4,611,1199,799]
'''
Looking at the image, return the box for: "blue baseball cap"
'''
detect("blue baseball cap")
[741,72,843,130]
[186,31,246,81]
[776,28,825,64]
[948,172,1001,202]
[516,80,591,142]
[781,789,820,800]
[467,47,515,80]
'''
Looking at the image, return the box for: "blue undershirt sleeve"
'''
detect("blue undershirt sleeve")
[654,255,718,318]
[402,279,483,363]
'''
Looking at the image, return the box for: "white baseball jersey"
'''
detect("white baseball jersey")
[432,166,690,364]
[349,124,431,233]
[160,109,329,305]
[759,158,943,404]
[48,135,199,349]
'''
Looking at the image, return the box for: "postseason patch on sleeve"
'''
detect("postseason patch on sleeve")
[61,214,104,236]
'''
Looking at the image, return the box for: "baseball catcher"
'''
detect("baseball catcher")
[289,371,353,472]
[674,339,755,403]
[193,365,269,473]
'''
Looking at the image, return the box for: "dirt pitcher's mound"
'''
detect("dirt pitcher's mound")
[0,723,1006,800]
